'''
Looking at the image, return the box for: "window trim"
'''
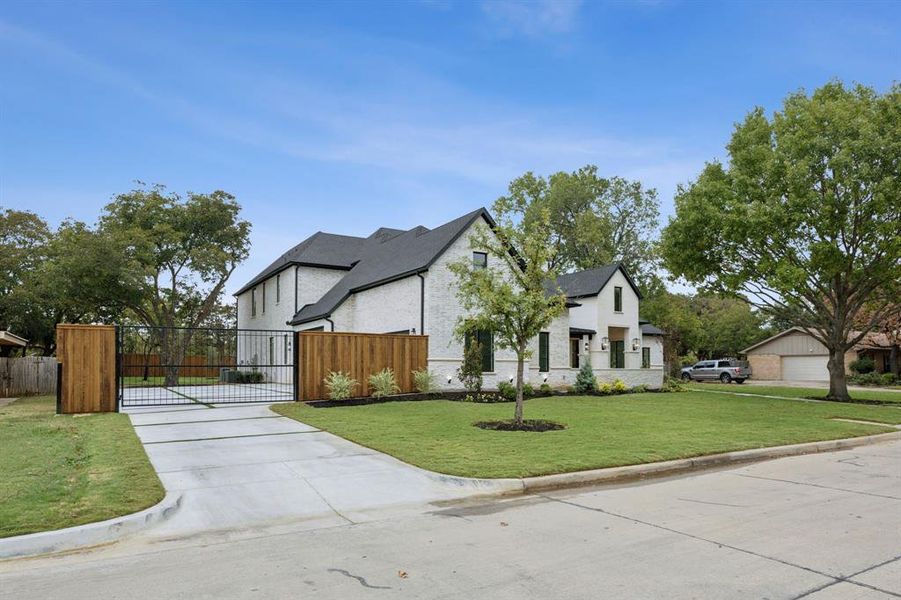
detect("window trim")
[261,281,266,314]
[276,273,281,304]
[614,286,623,313]
[641,347,651,369]
[472,251,488,270]
[538,332,550,373]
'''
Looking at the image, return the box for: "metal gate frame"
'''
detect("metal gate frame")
[117,325,298,408]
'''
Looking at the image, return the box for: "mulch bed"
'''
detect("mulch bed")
[802,396,900,406]
[473,419,566,432]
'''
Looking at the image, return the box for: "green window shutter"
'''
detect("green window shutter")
[539,332,549,372]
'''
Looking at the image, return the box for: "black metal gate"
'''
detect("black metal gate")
[117,325,297,408]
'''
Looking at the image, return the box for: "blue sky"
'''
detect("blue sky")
[1,0,899,294]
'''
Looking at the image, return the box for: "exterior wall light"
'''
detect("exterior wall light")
[446,374,453,384]
[632,337,640,351]
[601,337,609,350]
[542,374,549,383]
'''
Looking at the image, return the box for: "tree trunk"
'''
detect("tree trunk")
[513,343,525,427]
[826,346,850,402]
[890,345,899,377]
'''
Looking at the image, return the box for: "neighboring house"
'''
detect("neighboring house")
[235,208,664,389]
[740,327,896,381]
[0,330,27,357]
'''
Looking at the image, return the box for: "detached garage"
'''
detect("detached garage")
[741,327,858,382]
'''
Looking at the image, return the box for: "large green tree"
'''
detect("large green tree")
[0,211,123,355]
[450,181,567,427]
[521,165,660,284]
[100,185,251,384]
[662,82,901,401]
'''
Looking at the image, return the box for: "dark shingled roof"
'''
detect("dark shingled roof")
[235,232,372,296]
[641,323,665,336]
[550,263,643,300]
[288,208,494,325]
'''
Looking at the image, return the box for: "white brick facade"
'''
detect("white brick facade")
[236,211,664,392]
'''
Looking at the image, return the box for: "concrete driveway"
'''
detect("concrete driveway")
[744,379,901,393]
[125,402,503,537]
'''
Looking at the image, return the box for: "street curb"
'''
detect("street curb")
[415,431,901,495]
[520,430,901,492]
[0,491,183,560]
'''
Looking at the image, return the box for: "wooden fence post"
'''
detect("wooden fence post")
[56,324,117,414]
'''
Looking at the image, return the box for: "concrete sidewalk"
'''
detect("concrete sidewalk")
[125,403,513,538]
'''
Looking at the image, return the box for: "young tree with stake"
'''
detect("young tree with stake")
[450,181,567,427]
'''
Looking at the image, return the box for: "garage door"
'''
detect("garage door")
[781,355,829,381]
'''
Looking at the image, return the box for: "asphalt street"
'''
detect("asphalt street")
[1,441,899,599]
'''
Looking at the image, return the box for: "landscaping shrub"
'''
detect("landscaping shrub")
[611,379,628,394]
[497,381,535,399]
[659,376,687,393]
[497,381,516,400]
[597,381,612,395]
[324,371,358,400]
[369,368,400,398]
[457,340,483,393]
[539,383,553,395]
[574,362,597,393]
[235,370,264,384]
[849,372,898,387]
[412,368,436,393]
[850,357,875,374]
[631,384,649,394]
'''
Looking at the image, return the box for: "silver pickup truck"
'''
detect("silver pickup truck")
[681,358,752,384]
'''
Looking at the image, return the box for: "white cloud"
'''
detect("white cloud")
[480,0,583,37]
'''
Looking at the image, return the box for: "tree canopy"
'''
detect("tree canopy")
[520,165,660,285]
[661,81,901,400]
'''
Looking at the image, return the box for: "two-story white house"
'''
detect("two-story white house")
[235,208,664,389]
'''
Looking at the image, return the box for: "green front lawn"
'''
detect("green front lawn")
[273,392,901,479]
[0,396,165,538]
[123,376,220,387]
[688,383,901,404]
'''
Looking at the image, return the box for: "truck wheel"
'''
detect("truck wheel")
[719,373,732,384]
[735,379,745,384]
[681,373,692,381]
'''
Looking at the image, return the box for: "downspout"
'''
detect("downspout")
[325,316,335,332]
[416,272,426,335]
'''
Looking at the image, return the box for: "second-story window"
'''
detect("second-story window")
[614,286,623,312]
[276,273,281,304]
[472,252,487,270]
[251,288,257,317]
[262,281,266,314]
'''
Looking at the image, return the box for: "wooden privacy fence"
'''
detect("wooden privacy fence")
[298,331,428,400]
[56,324,116,414]
[120,353,237,378]
[0,356,58,397]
